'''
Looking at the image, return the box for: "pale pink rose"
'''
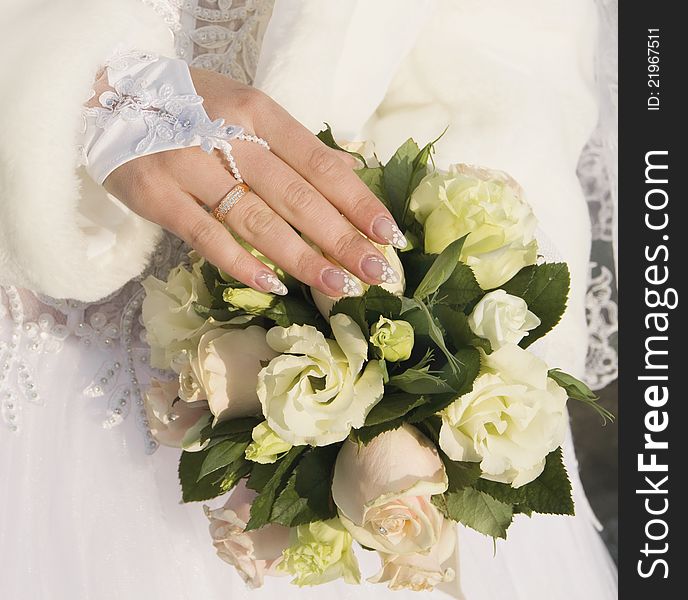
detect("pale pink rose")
[143,378,208,448]
[195,326,278,422]
[369,518,457,592]
[331,424,448,556]
[205,480,290,588]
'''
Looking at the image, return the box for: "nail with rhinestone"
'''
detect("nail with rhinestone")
[255,271,288,296]
[361,254,400,284]
[372,216,408,250]
[321,268,363,297]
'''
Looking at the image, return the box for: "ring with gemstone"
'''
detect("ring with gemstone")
[212,183,250,224]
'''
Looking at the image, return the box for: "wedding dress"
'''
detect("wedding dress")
[0,1,617,598]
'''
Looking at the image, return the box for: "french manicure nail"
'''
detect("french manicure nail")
[321,268,363,297]
[372,216,408,249]
[255,271,288,295]
[361,254,400,284]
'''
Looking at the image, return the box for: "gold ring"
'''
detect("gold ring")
[212,183,250,224]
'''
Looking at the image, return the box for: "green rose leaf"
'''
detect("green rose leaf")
[265,295,323,328]
[198,439,250,481]
[218,460,252,492]
[353,417,406,445]
[474,448,575,516]
[433,487,513,539]
[317,123,366,166]
[330,295,368,336]
[179,449,225,503]
[383,138,422,226]
[441,452,482,492]
[269,445,339,527]
[434,304,492,353]
[363,286,403,320]
[413,236,467,301]
[246,447,307,531]
[437,263,484,309]
[548,369,615,423]
[363,393,429,427]
[357,166,386,203]
[501,263,570,347]
[201,416,261,444]
[388,369,455,394]
[246,461,276,493]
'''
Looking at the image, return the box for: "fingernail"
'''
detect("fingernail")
[372,216,408,249]
[321,268,363,297]
[361,254,399,284]
[255,271,288,295]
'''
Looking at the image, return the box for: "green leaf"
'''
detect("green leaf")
[200,261,220,294]
[389,369,455,394]
[363,286,402,320]
[269,445,339,527]
[383,138,422,225]
[519,448,575,515]
[413,237,467,301]
[198,440,249,481]
[357,167,385,202]
[501,263,570,346]
[433,487,513,539]
[548,369,614,424]
[201,416,260,444]
[437,263,484,309]
[434,304,491,353]
[246,461,275,493]
[475,448,575,516]
[219,460,252,492]
[441,453,481,492]
[404,299,463,378]
[265,295,322,328]
[363,393,429,427]
[179,450,225,503]
[317,123,366,166]
[353,418,406,445]
[246,447,306,531]
[402,251,437,297]
[330,295,368,335]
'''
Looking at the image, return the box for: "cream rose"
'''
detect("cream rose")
[439,344,568,488]
[142,259,213,370]
[143,378,209,448]
[332,424,448,556]
[257,313,385,446]
[468,290,540,349]
[195,326,278,422]
[310,244,405,318]
[369,518,457,592]
[205,480,290,589]
[409,164,538,289]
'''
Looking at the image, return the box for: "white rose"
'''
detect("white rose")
[332,424,448,556]
[257,313,385,446]
[310,244,405,318]
[409,164,538,289]
[205,480,290,589]
[196,326,278,423]
[369,518,457,592]
[143,378,209,448]
[142,259,213,370]
[468,290,540,349]
[439,344,568,488]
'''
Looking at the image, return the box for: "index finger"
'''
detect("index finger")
[254,103,408,251]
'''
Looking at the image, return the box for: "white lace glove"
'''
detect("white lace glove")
[82,50,265,186]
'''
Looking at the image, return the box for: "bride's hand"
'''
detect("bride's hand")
[104,68,404,297]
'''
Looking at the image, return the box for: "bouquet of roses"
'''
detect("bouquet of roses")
[140,128,611,592]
